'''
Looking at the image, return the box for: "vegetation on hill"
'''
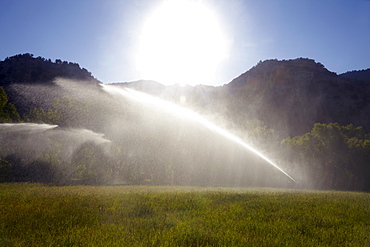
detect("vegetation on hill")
[0,53,100,116]
[340,68,370,83]
[282,123,370,191]
[0,53,98,84]
[0,55,369,191]
[223,58,370,137]
[0,87,20,122]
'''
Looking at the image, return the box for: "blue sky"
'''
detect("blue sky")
[1,0,369,86]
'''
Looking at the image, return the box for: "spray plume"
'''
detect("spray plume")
[102,84,296,182]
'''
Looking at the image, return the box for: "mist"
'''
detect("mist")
[0,78,296,187]
[3,54,369,191]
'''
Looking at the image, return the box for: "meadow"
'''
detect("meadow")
[0,184,369,246]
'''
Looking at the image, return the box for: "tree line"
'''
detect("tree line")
[0,55,369,191]
[0,82,369,191]
[0,53,98,84]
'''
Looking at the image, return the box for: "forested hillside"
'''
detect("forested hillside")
[223,58,370,137]
[0,55,369,191]
[0,53,98,84]
[0,54,100,116]
[340,68,370,83]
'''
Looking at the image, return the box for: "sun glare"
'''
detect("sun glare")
[136,0,229,86]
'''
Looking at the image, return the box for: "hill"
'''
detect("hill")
[123,58,370,137]
[0,54,369,191]
[222,58,370,137]
[0,53,98,84]
[0,53,101,115]
[109,59,370,191]
[340,68,370,83]
[5,55,369,137]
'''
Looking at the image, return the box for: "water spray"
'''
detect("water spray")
[101,84,296,182]
[0,123,58,133]
[0,123,111,147]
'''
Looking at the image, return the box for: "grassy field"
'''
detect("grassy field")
[0,184,369,246]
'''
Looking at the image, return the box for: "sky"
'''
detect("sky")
[0,0,370,86]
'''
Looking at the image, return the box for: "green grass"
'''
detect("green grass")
[0,184,369,246]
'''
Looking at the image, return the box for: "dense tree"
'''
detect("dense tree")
[26,160,57,183]
[0,155,25,182]
[0,87,20,122]
[0,159,12,182]
[71,143,111,184]
[0,53,98,84]
[24,108,59,124]
[1,55,370,190]
[25,96,93,127]
[282,123,370,191]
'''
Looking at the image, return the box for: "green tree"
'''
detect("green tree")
[25,108,60,124]
[25,96,89,127]
[282,123,370,191]
[0,159,12,182]
[0,87,20,122]
[71,143,110,184]
[26,160,57,183]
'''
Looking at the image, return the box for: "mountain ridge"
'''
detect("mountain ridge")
[0,53,99,85]
[0,53,101,115]
[221,58,370,136]
[1,54,370,190]
[1,54,369,137]
[340,68,370,83]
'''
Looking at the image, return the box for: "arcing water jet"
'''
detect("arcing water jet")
[101,84,296,182]
[0,123,110,160]
[0,123,110,144]
[0,122,112,183]
[0,123,58,133]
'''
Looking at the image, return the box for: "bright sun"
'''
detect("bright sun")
[136,0,229,86]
